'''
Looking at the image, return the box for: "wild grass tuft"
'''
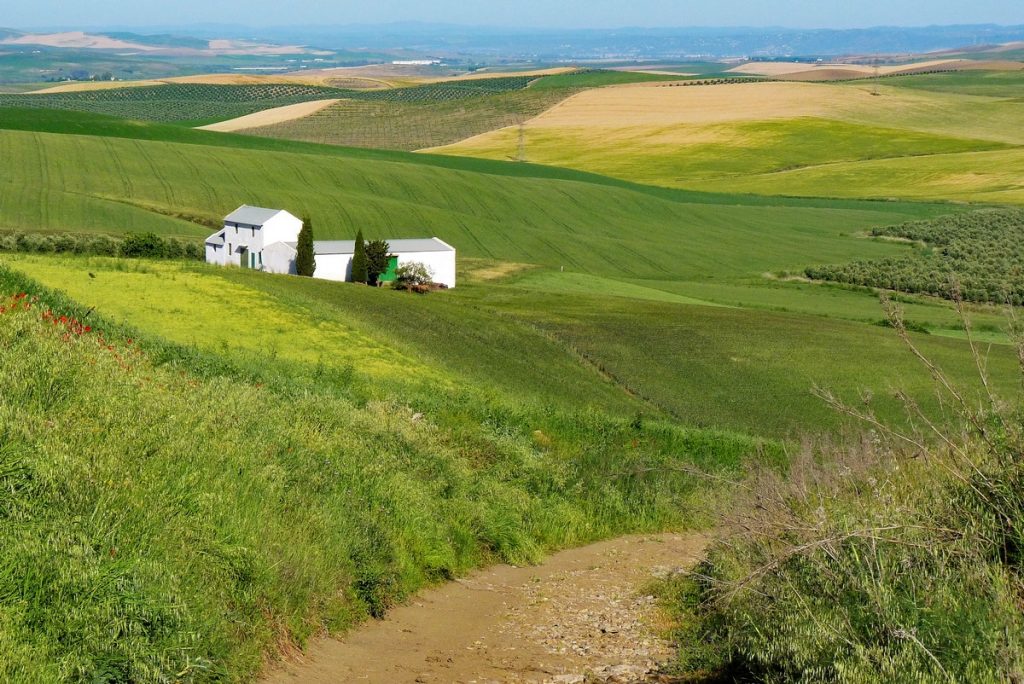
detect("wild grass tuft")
[658,305,1024,682]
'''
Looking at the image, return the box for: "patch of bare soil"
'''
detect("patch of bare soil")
[261,533,705,684]
[196,99,340,132]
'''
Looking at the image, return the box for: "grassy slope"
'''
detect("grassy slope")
[0,124,948,279]
[0,268,771,682]
[464,283,1021,435]
[445,117,1006,189]
[878,69,1024,97]
[432,78,1024,203]
[0,107,968,212]
[6,255,641,416]
[0,106,1010,436]
[708,148,1024,204]
[10,253,1019,438]
[244,88,577,151]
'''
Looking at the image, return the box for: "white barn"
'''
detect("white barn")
[205,205,457,288]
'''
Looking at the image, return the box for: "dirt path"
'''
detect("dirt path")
[197,99,339,132]
[261,533,705,684]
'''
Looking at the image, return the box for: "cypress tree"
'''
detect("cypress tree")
[365,239,391,286]
[351,229,368,284]
[296,217,315,277]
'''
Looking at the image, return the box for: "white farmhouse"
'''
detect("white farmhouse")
[205,206,303,270]
[205,205,457,288]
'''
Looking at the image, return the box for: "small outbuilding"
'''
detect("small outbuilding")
[205,205,457,288]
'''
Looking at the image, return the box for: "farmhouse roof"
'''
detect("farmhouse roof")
[205,232,224,246]
[223,205,287,226]
[312,238,454,255]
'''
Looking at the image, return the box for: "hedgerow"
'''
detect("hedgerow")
[805,209,1024,304]
[0,231,203,260]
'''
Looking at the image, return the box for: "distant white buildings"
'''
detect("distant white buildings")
[391,59,442,66]
[205,205,456,288]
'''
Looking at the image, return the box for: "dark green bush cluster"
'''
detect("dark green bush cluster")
[0,231,203,260]
[805,209,1024,304]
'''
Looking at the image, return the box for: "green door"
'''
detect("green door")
[379,256,399,282]
[239,247,248,268]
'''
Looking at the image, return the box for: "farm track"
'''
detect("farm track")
[261,533,704,684]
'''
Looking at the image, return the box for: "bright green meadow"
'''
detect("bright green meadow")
[1,64,1023,682]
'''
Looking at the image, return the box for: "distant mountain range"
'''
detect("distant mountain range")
[10,23,1024,60]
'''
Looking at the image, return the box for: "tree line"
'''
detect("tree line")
[805,209,1024,305]
[297,218,411,286]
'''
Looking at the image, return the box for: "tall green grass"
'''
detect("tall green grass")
[657,317,1024,681]
[13,254,1021,439]
[0,264,777,682]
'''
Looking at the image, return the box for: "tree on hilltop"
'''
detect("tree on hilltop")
[296,217,315,277]
[351,229,368,284]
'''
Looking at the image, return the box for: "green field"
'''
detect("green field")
[0,105,1011,436]
[433,77,1024,203]
[461,117,1006,188]
[2,67,1023,681]
[527,68,697,89]
[879,69,1024,97]
[246,88,577,151]
[0,77,537,126]
[9,252,1019,439]
[0,120,952,273]
[2,263,777,681]
[0,71,661,130]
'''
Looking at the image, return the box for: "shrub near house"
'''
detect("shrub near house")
[393,261,439,293]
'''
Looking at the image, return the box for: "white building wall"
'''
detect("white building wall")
[261,212,303,247]
[223,222,261,252]
[397,250,456,288]
[212,211,303,270]
[205,243,227,266]
[310,248,455,287]
[313,254,353,282]
[263,242,298,275]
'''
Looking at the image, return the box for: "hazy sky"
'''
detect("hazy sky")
[6,0,1024,30]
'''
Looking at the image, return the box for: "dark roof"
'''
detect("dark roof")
[313,238,454,255]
